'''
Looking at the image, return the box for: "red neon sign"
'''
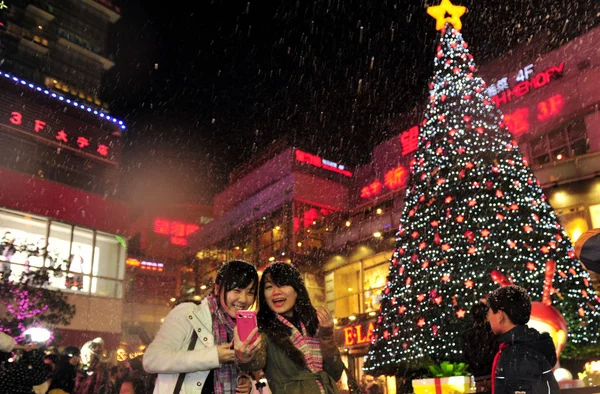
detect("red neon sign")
[536,94,564,121]
[295,149,353,177]
[153,218,200,246]
[384,166,409,190]
[504,94,564,136]
[361,165,408,199]
[361,180,383,199]
[491,63,565,107]
[5,111,114,161]
[343,322,376,346]
[399,125,420,156]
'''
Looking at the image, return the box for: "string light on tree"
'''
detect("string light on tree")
[364,0,600,376]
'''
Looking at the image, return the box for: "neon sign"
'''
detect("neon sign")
[399,125,420,156]
[361,165,409,199]
[153,218,200,246]
[2,110,115,161]
[295,149,353,177]
[343,322,375,346]
[504,94,564,136]
[489,62,565,107]
[126,258,164,272]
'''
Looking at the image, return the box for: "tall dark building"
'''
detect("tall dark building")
[0,0,120,109]
[0,0,129,349]
[0,0,124,195]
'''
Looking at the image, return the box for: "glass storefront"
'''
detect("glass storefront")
[326,250,393,318]
[0,208,125,297]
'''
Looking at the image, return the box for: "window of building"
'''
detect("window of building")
[326,251,392,318]
[0,208,125,297]
[528,118,587,166]
[363,263,388,312]
[330,262,361,317]
[554,205,588,243]
[590,204,600,229]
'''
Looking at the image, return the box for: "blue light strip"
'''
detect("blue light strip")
[1,71,127,130]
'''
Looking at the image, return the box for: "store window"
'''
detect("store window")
[590,204,600,229]
[529,118,587,166]
[332,262,361,317]
[0,210,48,282]
[363,263,389,312]
[0,208,125,297]
[554,205,588,242]
[326,251,392,318]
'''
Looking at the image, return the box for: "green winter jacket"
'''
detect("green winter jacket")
[239,326,344,394]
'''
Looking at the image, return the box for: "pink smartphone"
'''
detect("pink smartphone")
[236,310,258,342]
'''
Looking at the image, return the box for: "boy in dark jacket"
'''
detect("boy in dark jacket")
[487,285,560,394]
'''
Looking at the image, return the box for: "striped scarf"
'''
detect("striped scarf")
[207,294,238,394]
[277,315,325,393]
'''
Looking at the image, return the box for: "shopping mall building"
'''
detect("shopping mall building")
[0,0,128,348]
[188,26,600,391]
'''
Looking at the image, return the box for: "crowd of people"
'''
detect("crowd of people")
[0,333,152,394]
[0,259,560,394]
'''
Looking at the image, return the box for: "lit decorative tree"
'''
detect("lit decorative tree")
[364,0,600,376]
[0,253,76,342]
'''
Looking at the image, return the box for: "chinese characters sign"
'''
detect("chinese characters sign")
[361,165,408,199]
[295,149,353,177]
[399,125,420,156]
[487,62,565,107]
[2,110,116,162]
[153,218,200,246]
[503,94,564,136]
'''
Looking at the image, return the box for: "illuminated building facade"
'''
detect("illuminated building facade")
[0,0,127,349]
[123,204,213,336]
[188,143,353,310]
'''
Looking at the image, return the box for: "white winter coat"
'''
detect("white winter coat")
[143,299,224,394]
[0,331,15,353]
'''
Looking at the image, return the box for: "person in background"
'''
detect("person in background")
[364,375,382,394]
[143,260,259,394]
[0,231,17,281]
[74,338,111,394]
[47,346,81,394]
[33,352,58,394]
[235,262,344,394]
[462,299,499,393]
[119,377,146,394]
[0,341,51,394]
[487,285,560,394]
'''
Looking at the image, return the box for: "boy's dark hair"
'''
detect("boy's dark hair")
[487,285,531,325]
[120,376,146,394]
[257,262,318,336]
[215,260,259,305]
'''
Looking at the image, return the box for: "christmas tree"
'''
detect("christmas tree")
[364,0,600,376]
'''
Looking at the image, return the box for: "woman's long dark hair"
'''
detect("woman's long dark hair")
[257,262,318,336]
[215,260,259,307]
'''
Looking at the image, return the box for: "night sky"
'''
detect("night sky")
[102,0,598,205]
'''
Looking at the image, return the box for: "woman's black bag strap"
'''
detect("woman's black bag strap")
[173,330,199,394]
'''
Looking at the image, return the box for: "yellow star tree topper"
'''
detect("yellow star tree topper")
[427,0,467,31]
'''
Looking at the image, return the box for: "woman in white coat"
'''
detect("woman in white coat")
[143,260,261,394]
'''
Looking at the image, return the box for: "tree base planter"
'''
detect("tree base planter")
[412,376,472,394]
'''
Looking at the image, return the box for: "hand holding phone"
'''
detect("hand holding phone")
[233,314,262,365]
[236,311,258,342]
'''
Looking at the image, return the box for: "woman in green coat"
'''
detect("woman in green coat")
[235,262,344,394]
